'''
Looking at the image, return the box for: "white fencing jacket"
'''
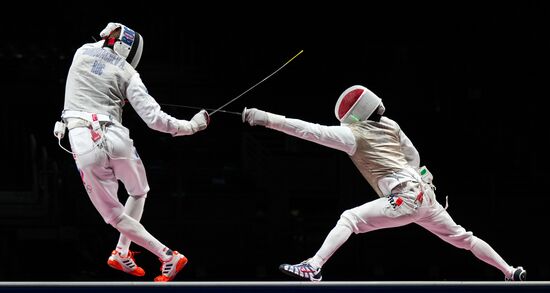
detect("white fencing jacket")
[63,41,196,136]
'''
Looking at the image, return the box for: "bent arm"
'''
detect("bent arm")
[126,73,197,135]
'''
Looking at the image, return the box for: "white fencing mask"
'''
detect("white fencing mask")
[334,85,382,123]
[100,22,144,68]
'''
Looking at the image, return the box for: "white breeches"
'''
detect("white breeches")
[68,124,150,224]
[340,181,476,250]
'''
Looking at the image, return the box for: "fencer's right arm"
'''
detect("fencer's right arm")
[126,74,209,136]
[242,107,357,155]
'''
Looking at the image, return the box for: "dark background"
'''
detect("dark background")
[1,1,548,281]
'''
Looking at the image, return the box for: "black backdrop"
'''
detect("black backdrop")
[1,1,548,281]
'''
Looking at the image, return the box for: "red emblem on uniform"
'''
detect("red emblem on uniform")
[395,197,403,206]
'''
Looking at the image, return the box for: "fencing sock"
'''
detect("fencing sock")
[115,195,146,256]
[309,221,353,269]
[470,237,513,276]
[112,213,170,260]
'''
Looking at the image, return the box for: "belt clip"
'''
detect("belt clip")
[90,114,102,142]
[414,191,424,205]
[409,191,424,210]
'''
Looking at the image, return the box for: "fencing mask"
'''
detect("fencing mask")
[334,85,383,124]
[100,22,143,68]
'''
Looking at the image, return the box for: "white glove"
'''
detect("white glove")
[242,107,286,128]
[242,107,269,126]
[173,110,210,136]
[190,109,210,132]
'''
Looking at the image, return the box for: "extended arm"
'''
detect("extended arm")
[126,73,208,136]
[243,107,356,155]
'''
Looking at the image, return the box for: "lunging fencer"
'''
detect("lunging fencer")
[242,85,526,281]
[54,22,209,281]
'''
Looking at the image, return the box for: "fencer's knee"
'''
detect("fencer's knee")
[338,210,358,233]
[451,231,476,250]
[130,193,147,199]
[111,213,126,228]
[111,213,137,234]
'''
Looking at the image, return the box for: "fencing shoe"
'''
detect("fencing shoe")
[107,250,145,277]
[505,266,526,281]
[154,250,188,282]
[279,259,322,282]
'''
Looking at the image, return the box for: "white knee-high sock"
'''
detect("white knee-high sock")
[309,224,353,269]
[112,213,171,261]
[470,237,513,277]
[115,195,146,256]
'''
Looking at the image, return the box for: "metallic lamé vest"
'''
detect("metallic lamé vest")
[348,117,409,196]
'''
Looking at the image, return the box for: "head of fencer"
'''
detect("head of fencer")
[334,85,384,124]
[100,22,144,68]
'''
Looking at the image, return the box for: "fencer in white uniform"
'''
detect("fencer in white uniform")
[54,22,208,282]
[242,85,526,281]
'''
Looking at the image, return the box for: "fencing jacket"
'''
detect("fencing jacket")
[63,41,193,136]
[268,115,420,197]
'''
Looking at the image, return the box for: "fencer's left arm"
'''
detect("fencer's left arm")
[126,74,207,136]
[243,108,357,155]
[399,130,420,169]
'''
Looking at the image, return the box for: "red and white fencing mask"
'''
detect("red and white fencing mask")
[334,85,383,124]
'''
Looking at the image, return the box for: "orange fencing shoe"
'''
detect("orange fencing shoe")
[107,250,145,277]
[154,251,188,282]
